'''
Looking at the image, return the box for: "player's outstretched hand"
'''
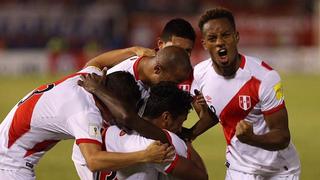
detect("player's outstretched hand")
[143,141,175,164]
[236,120,254,143]
[78,69,107,93]
[131,46,156,57]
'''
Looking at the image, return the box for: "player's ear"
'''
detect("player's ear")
[157,38,164,49]
[161,111,171,127]
[201,38,207,50]
[235,32,240,43]
[154,64,162,75]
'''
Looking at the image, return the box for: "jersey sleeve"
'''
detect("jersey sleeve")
[153,130,189,175]
[259,70,286,115]
[68,111,103,146]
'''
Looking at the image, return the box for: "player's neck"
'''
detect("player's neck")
[213,54,241,78]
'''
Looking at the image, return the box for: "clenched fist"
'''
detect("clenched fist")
[235,120,254,143]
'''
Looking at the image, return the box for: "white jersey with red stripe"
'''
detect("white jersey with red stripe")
[191,54,300,175]
[104,125,189,180]
[0,66,103,173]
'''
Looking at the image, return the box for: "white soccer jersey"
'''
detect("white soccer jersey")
[0,67,103,175]
[191,55,300,175]
[103,126,189,180]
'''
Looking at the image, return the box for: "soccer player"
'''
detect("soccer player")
[187,8,301,179]
[99,82,208,180]
[0,70,173,180]
[157,18,196,92]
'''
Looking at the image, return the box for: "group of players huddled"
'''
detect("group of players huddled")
[0,7,300,180]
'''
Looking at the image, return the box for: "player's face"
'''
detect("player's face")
[158,36,194,56]
[166,113,188,133]
[201,18,240,76]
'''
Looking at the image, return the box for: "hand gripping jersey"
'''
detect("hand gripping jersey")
[0,66,103,174]
[103,126,189,180]
[191,55,300,175]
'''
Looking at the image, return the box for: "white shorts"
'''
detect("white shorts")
[226,169,300,180]
[0,168,35,180]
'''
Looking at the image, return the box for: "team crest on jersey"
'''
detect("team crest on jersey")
[239,95,251,111]
[178,84,190,92]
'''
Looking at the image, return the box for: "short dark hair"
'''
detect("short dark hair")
[160,18,196,42]
[104,71,141,110]
[143,82,193,119]
[198,7,236,32]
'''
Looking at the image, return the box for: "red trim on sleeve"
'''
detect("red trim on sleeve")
[261,61,273,71]
[133,57,144,80]
[165,155,179,173]
[262,102,286,115]
[76,138,102,146]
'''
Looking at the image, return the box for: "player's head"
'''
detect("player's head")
[104,71,141,110]
[198,7,240,77]
[147,46,192,86]
[143,82,193,133]
[158,18,196,56]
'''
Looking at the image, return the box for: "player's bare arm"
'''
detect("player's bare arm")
[184,90,219,141]
[85,46,155,70]
[187,143,207,173]
[78,141,174,172]
[77,73,171,144]
[236,107,290,151]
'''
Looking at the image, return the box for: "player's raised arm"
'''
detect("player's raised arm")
[85,46,155,70]
[181,90,219,141]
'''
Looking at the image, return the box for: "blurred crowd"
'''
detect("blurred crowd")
[0,0,318,72]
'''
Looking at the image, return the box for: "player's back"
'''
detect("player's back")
[104,126,188,180]
[0,67,101,171]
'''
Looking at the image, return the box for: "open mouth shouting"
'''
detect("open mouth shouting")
[217,48,228,64]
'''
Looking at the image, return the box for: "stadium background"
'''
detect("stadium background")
[0,0,319,179]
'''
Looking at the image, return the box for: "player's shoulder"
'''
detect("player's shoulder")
[193,58,212,77]
[242,54,280,81]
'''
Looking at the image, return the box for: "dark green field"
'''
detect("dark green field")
[0,74,319,179]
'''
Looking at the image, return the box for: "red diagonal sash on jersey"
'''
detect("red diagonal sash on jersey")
[8,73,86,149]
[219,77,261,145]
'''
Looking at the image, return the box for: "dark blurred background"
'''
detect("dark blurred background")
[0,0,319,74]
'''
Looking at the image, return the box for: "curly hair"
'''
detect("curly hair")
[198,7,236,32]
[143,82,193,120]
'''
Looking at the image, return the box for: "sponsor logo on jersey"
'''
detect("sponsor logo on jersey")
[205,95,212,103]
[273,82,284,100]
[239,95,251,111]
